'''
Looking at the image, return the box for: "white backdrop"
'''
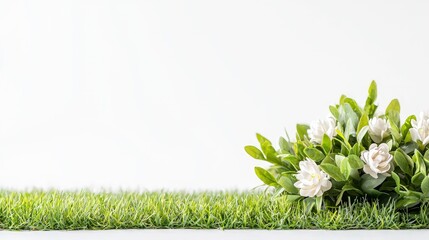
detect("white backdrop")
[0,0,428,191]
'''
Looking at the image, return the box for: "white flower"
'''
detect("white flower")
[361,143,393,179]
[294,159,332,197]
[410,112,429,146]
[368,117,390,143]
[307,117,337,144]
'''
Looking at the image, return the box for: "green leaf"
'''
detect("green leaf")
[348,154,364,169]
[401,115,416,140]
[385,99,401,128]
[425,149,429,161]
[350,143,361,156]
[368,80,377,102]
[391,172,401,193]
[335,129,352,150]
[396,195,421,209]
[388,118,402,143]
[421,176,429,197]
[269,165,290,175]
[394,149,413,176]
[320,164,346,182]
[279,154,299,170]
[344,97,363,117]
[411,172,425,187]
[279,136,292,153]
[261,141,282,165]
[344,118,356,142]
[424,149,429,170]
[364,80,378,118]
[255,134,282,165]
[296,124,310,141]
[321,134,332,155]
[339,94,347,104]
[336,183,363,205]
[400,142,418,155]
[413,149,426,175]
[334,154,345,166]
[340,157,351,179]
[304,147,325,162]
[256,133,271,146]
[294,141,306,160]
[329,105,339,119]
[254,167,279,187]
[321,153,336,166]
[244,146,265,160]
[339,103,359,129]
[361,174,387,196]
[357,126,369,144]
[357,112,369,133]
[277,175,298,194]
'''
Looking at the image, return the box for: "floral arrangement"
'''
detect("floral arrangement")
[245,81,429,210]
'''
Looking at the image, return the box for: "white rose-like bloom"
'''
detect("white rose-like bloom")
[307,117,337,144]
[368,117,390,143]
[410,112,429,146]
[361,143,393,179]
[294,159,332,197]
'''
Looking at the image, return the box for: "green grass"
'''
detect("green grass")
[0,190,429,230]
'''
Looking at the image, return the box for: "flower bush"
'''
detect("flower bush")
[245,81,429,210]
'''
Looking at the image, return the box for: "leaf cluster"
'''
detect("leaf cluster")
[245,81,429,210]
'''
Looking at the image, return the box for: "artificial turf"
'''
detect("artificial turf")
[0,190,428,230]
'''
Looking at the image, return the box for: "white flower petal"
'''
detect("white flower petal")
[361,143,393,179]
[410,128,421,142]
[410,112,429,146]
[424,136,429,146]
[368,117,390,143]
[308,117,337,144]
[294,158,332,197]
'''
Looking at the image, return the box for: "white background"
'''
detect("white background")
[0,0,428,191]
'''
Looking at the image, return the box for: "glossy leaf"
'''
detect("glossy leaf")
[364,80,378,118]
[336,183,363,205]
[278,154,299,170]
[411,172,425,187]
[356,125,368,145]
[279,136,292,153]
[321,134,332,155]
[391,172,401,193]
[277,175,298,194]
[357,112,369,133]
[348,154,364,169]
[396,195,421,209]
[344,118,356,142]
[385,99,401,128]
[413,150,426,175]
[296,124,310,141]
[344,97,363,117]
[401,115,416,140]
[304,147,325,162]
[320,164,346,182]
[394,149,413,176]
[340,157,351,179]
[361,174,387,196]
[254,167,279,187]
[329,105,339,119]
[256,133,271,146]
[421,176,429,196]
[244,146,265,160]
